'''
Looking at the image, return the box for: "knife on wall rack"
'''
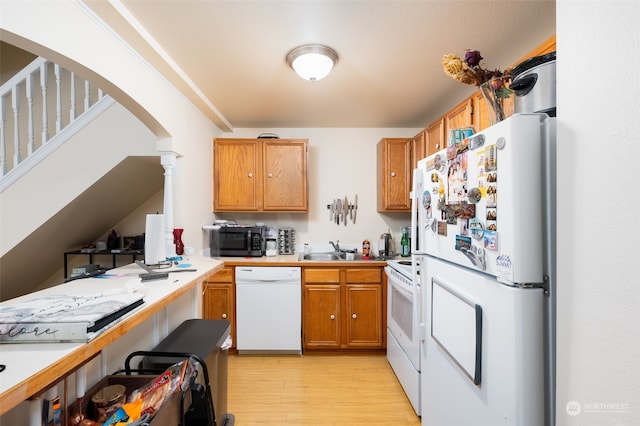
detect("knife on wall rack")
[326,195,358,225]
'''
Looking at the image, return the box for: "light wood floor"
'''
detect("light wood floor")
[227,353,421,425]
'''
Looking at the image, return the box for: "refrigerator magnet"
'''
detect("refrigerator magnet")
[455,235,472,251]
[484,230,498,250]
[459,218,470,236]
[485,145,497,171]
[469,218,485,240]
[425,157,436,171]
[434,154,444,172]
[467,187,482,204]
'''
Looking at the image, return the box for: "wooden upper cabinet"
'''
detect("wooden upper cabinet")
[410,130,427,170]
[472,92,492,133]
[214,139,261,211]
[213,138,308,212]
[426,118,444,156]
[445,98,473,140]
[263,139,308,211]
[377,138,412,212]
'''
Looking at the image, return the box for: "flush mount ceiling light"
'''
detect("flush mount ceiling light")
[286,44,338,82]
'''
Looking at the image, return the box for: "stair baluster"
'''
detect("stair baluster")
[0,57,108,188]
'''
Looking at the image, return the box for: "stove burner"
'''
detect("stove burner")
[398,261,412,266]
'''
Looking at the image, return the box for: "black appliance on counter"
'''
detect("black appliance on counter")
[210,225,266,257]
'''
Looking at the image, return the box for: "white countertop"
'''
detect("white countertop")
[0,256,223,415]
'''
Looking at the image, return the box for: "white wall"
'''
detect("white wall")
[218,127,421,254]
[556,1,639,424]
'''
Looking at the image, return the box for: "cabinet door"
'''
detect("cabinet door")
[472,92,491,132]
[203,283,235,348]
[303,284,341,348]
[426,119,444,155]
[345,268,383,348]
[263,139,308,211]
[203,267,235,348]
[377,138,411,211]
[445,98,473,142]
[213,139,261,211]
[344,284,383,347]
[411,130,427,170]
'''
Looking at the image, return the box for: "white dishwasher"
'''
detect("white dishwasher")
[235,266,302,354]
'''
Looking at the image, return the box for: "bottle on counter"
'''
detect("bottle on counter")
[400,230,410,257]
[362,240,371,260]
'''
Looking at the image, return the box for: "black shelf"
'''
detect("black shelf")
[64,249,144,278]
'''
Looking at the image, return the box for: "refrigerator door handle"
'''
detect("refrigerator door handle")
[460,245,487,271]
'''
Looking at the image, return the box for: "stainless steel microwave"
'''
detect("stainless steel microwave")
[210,225,266,257]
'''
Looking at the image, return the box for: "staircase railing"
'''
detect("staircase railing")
[0,57,112,191]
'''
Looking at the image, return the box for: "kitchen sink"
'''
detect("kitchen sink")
[298,252,379,261]
[300,252,343,261]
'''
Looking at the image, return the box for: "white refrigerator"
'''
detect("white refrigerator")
[417,114,556,426]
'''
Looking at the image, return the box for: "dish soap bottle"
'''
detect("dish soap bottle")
[400,229,410,257]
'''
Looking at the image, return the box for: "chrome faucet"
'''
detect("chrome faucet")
[329,240,340,253]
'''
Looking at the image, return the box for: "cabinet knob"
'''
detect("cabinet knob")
[248,172,253,178]
[435,143,440,149]
[330,314,336,320]
[390,172,396,177]
[352,313,358,319]
[221,313,227,319]
[268,172,273,178]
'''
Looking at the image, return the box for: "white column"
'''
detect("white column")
[160,151,177,257]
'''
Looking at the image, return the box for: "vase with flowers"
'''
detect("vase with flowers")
[441,50,513,125]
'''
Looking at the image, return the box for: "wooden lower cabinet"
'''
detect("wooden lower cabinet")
[303,283,341,348]
[203,264,384,352]
[345,268,383,347]
[303,266,385,350]
[202,266,236,349]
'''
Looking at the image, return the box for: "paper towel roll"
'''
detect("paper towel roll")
[145,214,166,265]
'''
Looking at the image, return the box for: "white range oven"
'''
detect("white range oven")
[385,258,422,415]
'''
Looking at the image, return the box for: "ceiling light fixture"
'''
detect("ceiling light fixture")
[286,44,338,82]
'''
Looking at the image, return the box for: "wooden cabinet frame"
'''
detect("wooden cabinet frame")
[213,138,309,212]
[202,267,236,349]
[303,266,386,350]
[377,138,412,211]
